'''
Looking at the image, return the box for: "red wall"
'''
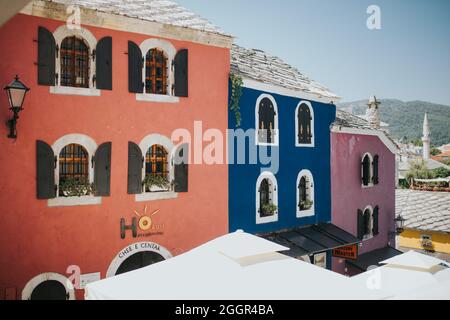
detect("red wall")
[0,14,229,299]
[331,132,396,275]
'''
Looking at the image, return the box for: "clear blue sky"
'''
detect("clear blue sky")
[177,0,450,105]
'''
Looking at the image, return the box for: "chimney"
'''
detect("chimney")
[422,113,430,160]
[366,95,381,129]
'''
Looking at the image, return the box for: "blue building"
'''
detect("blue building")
[228,45,359,269]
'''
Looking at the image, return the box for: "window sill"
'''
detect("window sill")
[362,234,374,241]
[136,191,178,202]
[295,142,315,148]
[48,196,102,207]
[256,213,278,225]
[297,208,315,218]
[50,86,101,97]
[362,184,375,189]
[136,94,180,103]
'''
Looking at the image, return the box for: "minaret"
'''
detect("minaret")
[366,95,381,129]
[422,113,430,160]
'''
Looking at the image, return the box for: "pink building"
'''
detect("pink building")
[331,101,401,276]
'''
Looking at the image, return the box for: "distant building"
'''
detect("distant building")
[432,151,450,164]
[396,189,450,262]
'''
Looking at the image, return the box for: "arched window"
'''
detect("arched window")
[145,49,168,95]
[256,95,278,145]
[296,102,314,146]
[256,172,278,224]
[60,36,90,88]
[144,145,170,192]
[362,153,373,186]
[59,144,89,197]
[297,170,315,217]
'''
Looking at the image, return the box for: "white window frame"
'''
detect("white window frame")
[51,25,100,97]
[256,171,278,224]
[296,169,315,218]
[362,152,374,188]
[22,272,75,300]
[362,205,374,241]
[255,94,279,147]
[48,134,102,207]
[295,101,315,148]
[313,252,327,269]
[136,134,178,202]
[136,38,179,104]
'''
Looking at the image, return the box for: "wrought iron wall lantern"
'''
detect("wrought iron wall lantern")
[4,75,30,139]
[394,214,406,235]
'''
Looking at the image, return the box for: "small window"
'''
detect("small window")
[257,97,277,145]
[297,170,315,217]
[145,49,168,95]
[420,235,433,250]
[297,103,313,145]
[59,144,89,197]
[259,179,272,217]
[60,36,90,88]
[362,153,372,186]
[144,145,170,192]
[256,172,278,224]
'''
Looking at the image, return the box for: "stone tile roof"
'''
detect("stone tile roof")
[47,0,227,35]
[398,159,450,172]
[231,45,339,101]
[396,189,450,233]
[334,109,373,130]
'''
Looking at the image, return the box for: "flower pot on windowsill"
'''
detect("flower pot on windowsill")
[59,178,95,198]
[299,200,314,211]
[143,175,172,193]
[260,204,278,217]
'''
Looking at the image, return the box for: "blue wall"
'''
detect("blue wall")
[228,86,336,234]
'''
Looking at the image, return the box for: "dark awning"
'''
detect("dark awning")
[347,246,403,271]
[260,223,360,258]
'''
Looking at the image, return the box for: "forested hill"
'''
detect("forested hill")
[337,99,450,146]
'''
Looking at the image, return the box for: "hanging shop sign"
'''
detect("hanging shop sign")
[332,244,359,260]
[121,205,165,239]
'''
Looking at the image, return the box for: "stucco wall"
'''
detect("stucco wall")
[331,132,396,274]
[0,14,229,298]
[228,86,336,234]
[399,229,450,254]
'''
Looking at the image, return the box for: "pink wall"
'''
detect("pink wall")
[0,14,229,299]
[331,132,396,274]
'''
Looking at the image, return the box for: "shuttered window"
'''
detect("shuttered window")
[259,179,271,217]
[59,144,89,196]
[145,49,167,95]
[60,37,90,88]
[362,154,371,186]
[297,103,312,144]
[258,98,276,144]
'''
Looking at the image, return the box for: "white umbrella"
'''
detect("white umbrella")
[85,231,390,300]
[380,250,447,270]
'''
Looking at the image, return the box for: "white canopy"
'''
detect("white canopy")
[380,250,448,270]
[85,231,389,300]
[350,251,450,300]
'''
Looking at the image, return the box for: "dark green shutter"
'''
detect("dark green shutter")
[357,209,364,240]
[37,27,56,86]
[174,144,189,192]
[373,206,379,236]
[36,140,56,199]
[128,41,143,93]
[362,156,370,186]
[127,142,143,194]
[174,49,188,97]
[373,155,379,185]
[94,142,112,196]
[96,37,112,90]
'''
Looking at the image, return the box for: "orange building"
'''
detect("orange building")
[0,0,232,300]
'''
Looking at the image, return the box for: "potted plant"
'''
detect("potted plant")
[59,178,95,197]
[260,203,278,217]
[143,174,171,192]
[300,199,314,211]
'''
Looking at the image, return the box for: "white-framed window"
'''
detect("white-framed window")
[255,94,279,146]
[297,169,315,218]
[136,39,178,103]
[51,25,100,96]
[48,134,102,207]
[295,101,315,147]
[313,252,327,269]
[361,153,374,187]
[136,134,178,202]
[22,272,75,300]
[362,205,374,240]
[256,171,278,224]
[420,234,433,249]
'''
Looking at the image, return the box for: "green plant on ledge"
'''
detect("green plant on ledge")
[229,73,243,127]
[143,174,171,191]
[59,178,95,197]
[260,203,278,216]
[299,199,314,211]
